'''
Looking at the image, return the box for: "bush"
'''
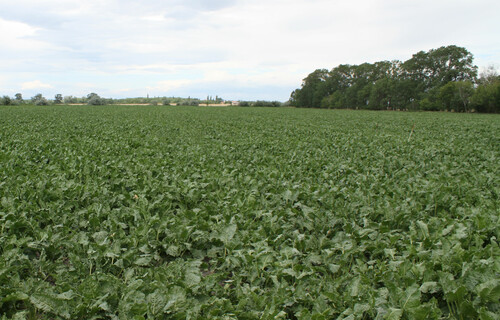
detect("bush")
[31,94,49,106]
[87,93,106,105]
[179,99,200,106]
[63,96,79,104]
[419,98,439,111]
[54,94,63,104]
[0,95,12,105]
[15,93,23,103]
[471,80,500,113]
[35,98,49,106]
[252,101,282,107]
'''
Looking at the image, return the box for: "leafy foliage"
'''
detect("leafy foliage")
[30,94,49,106]
[290,45,496,112]
[0,105,498,319]
[86,93,107,106]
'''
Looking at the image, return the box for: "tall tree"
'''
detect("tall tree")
[472,79,500,113]
[290,69,329,107]
[290,45,482,111]
[403,45,477,91]
[54,94,63,104]
[31,94,48,106]
[87,93,105,105]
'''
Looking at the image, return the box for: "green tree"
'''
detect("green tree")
[289,89,300,107]
[321,91,345,109]
[290,45,480,111]
[455,81,474,112]
[369,77,394,110]
[63,96,79,104]
[400,45,477,110]
[1,95,12,105]
[290,69,329,107]
[31,93,49,106]
[471,80,500,113]
[429,45,477,84]
[87,93,106,105]
[438,82,457,111]
[419,98,439,111]
[403,46,477,90]
[438,81,474,112]
[15,93,23,102]
[54,94,63,104]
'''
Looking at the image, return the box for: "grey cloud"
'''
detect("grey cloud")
[1,0,499,101]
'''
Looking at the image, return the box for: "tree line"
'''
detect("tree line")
[0,93,114,106]
[290,45,499,113]
[0,93,287,107]
[0,93,206,106]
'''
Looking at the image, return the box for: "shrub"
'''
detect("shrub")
[87,93,106,105]
[31,94,49,106]
[0,95,12,105]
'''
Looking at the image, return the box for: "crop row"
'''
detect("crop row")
[0,106,499,319]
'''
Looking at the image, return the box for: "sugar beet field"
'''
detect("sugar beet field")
[0,105,499,319]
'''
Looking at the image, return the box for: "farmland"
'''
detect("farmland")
[0,105,499,319]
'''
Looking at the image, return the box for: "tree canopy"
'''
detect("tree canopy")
[290,45,498,113]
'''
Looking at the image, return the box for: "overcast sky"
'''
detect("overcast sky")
[1,0,499,101]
